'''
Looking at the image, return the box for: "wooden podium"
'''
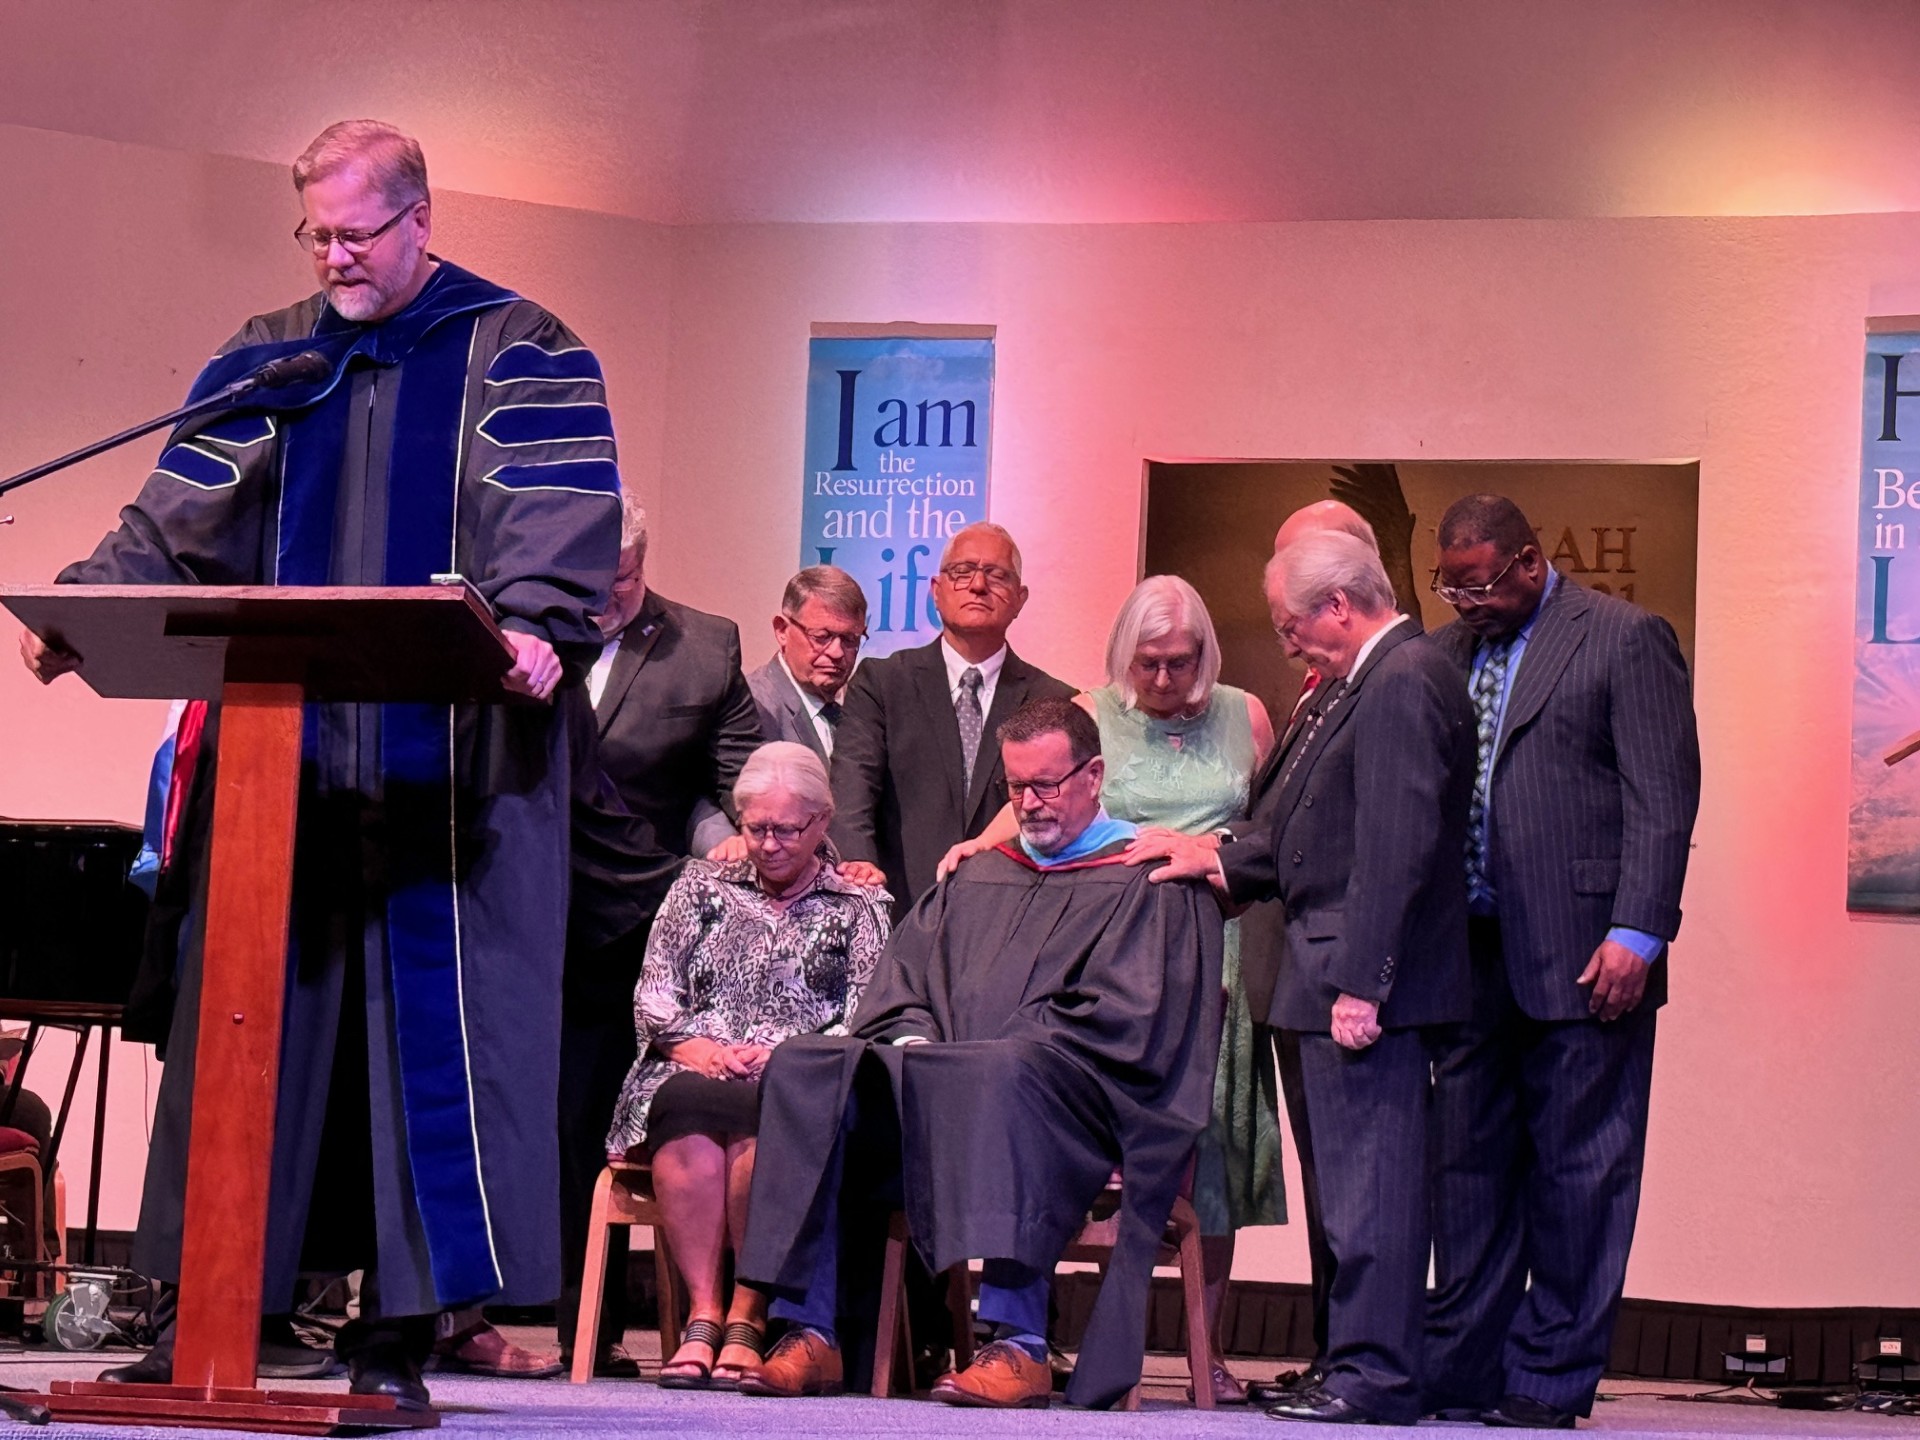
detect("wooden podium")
[0,584,518,1433]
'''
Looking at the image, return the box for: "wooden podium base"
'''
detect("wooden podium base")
[28,1380,439,1434]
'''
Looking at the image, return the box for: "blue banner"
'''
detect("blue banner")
[1850,326,1920,912]
[802,334,993,658]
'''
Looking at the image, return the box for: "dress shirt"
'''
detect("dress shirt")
[940,636,1007,718]
[586,633,622,708]
[779,654,839,756]
[1470,569,1661,964]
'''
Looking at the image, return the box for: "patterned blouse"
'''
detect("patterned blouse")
[604,852,891,1155]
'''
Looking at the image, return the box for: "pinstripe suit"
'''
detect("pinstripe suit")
[1426,578,1700,1417]
[1218,620,1475,1422]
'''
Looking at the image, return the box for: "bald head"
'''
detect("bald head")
[1274,500,1377,555]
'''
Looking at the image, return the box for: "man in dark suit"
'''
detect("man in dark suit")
[830,522,1074,917]
[745,565,868,763]
[1149,529,1474,1425]
[555,494,762,1372]
[588,498,763,858]
[1424,495,1700,1429]
[1244,499,1412,1405]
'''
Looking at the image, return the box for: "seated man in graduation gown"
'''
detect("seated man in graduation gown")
[735,696,1224,1410]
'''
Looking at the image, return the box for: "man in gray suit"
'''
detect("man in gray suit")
[830,522,1074,918]
[1150,531,1475,1425]
[1424,495,1700,1429]
[745,566,868,763]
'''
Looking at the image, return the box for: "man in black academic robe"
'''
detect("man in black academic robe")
[736,697,1223,1410]
[22,121,621,1405]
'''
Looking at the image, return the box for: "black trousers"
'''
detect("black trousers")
[1294,1026,1445,1424]
[1426,918,1658,1417]
[1270,1025,1332,1366]
[554,926,648,1355]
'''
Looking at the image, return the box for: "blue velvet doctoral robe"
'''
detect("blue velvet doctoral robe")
[60,261,622,1315]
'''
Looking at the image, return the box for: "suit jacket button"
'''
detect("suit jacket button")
[1291,850,1304,865]
[1303,794,1314,807]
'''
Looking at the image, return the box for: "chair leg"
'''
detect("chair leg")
[946,1263,974,1370]
[872,1212,912,1398]
[655,1226,683,1359]
[1173,1201,1214,1410]
[571,1166,618,1384]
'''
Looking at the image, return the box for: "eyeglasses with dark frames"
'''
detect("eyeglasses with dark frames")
[1006,755,1094,802]
[294,203,418,258]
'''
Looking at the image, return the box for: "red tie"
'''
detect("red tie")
[1285,669,1322,735]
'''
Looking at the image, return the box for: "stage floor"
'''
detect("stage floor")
[0,1329,1912,1437]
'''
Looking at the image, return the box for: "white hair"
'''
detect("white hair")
[939,521,1023,580]
[1267,530,1396,618]
[733,741,833,816]
[1104,574,1222,710]
[619,489,649,567]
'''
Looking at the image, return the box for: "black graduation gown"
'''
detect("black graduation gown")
[60,264,622,1314]
[738,842,1224,1409]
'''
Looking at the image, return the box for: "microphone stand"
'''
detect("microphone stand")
[0,372,290,506]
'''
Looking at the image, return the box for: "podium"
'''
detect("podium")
[0,584,518,1433]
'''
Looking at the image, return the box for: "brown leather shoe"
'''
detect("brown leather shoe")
[930,1339,1051,1408]
[1188,1361,1249,1405]
[736,1328,843,1397]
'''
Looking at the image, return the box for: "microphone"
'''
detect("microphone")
[246,350,331,390]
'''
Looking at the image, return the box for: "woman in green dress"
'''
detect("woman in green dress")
[941,574,1280,1404]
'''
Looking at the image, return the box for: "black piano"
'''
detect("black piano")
[0,819,148,1267]
[0,820,147,1008]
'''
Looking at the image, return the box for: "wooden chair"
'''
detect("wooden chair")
[871,1212,978,1398]
[1058,1178,1213,1410]
[0,1129,45,1301]
[569,1160,683,1383]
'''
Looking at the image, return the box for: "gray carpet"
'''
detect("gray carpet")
[0,1333,1912,1438]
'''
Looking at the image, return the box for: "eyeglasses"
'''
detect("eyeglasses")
[740,812,824,846]
[294,204,417,258]
[1272,604,1326,642]
[1131,653,1199,680]
[1430,552,1523,607]
[782,617,865,654]
[1006,755,1094,802]
[940,561,1019,593]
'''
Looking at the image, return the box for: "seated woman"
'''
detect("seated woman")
[605,741,890,1389]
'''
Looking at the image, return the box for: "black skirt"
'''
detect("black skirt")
[646,1070,762,1148]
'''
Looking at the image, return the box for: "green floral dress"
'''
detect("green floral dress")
[1090,684,1285,1234]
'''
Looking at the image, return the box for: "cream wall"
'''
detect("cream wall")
[3,119,1916,1310]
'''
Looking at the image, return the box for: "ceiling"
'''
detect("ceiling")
[4,0,1918,224]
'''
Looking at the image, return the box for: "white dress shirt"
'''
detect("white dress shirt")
[939,636,1007,719]
[779,654,838,756]
[586,633,622,708]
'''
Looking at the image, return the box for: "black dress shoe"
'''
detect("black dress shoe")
[1266,1385,1381,1424]
[1249,1363,1326,1407]
[347,1353,432,1410]
[96,1349,172,1384]
[1482,1394,1575,1429]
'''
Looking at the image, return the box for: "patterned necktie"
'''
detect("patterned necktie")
[956,667,985,795]
[1466,639,1513,904]
[1278,677,1345,794]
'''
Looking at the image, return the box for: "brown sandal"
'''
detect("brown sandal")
[710,1320,767,1389]
[659,1318,724,1390]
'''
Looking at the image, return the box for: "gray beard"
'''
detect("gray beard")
[325,280,392,322]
